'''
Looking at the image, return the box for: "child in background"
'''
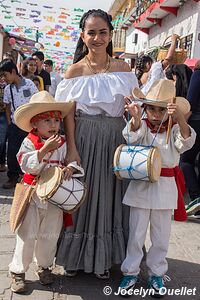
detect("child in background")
[9,91,84,293]
[118,80,196,298]
[32,76,42,91]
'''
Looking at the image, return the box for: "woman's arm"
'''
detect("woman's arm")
[63,102,81,165]
[162,34,179,69]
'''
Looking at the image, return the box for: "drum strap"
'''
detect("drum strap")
[161,166,187,222]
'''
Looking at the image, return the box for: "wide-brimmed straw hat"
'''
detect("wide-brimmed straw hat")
[132,79,190,115]
[14,91,74,132]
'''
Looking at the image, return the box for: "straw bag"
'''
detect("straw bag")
[10,180,36,233]
[157,36,187,64]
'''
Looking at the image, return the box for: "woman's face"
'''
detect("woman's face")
[27,59,37,74]
[144,61,152,72]
[81,16,112,54]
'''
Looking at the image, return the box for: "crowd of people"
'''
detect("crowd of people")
[0,8,199,298]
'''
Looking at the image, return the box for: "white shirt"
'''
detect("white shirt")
[3,77,38,122]
[122,120,196,209]
[17,136,84,209]
[49,71,62,97]
[141,61,165,95]
[55,72,139,117]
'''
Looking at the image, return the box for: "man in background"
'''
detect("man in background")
[44,59,62,97]
[32,51,51,91]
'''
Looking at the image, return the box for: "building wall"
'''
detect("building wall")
[125,0,200,58]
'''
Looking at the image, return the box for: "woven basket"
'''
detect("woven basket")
[157,36,187,64]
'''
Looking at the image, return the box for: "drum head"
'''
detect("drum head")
[148,147,161,182]
[113,144,126,180]
[36,166,62,199]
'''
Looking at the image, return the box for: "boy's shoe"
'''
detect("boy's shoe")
[2,178,18,189]
[186,197,200,216]
[148,275,170,298]
[10,272,26,293]
[119,275,138,294]
[35,267,54,285]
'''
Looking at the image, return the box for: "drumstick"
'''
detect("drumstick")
[166,97,176,144]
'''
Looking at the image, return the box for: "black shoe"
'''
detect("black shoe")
[2,178,18,189]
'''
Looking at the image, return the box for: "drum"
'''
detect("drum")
[113,144,161,182]
[36,166,87,213]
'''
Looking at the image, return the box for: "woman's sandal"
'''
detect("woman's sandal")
[96,270,110,279]
[64,270,77,277]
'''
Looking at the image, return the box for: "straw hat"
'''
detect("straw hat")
[14,91,74,132]
[132,79,190,115]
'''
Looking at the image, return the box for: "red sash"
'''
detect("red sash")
[161,167,187,221]
[22,130,73,227]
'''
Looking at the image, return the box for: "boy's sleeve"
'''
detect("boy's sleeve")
[173,124,196,154]
[3,85,11,104]
[122,120,146,144]
[17,138,47,175]
[67,161,84,177]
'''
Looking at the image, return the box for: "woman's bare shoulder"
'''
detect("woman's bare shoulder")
[110,58,131,72]
[65,60,85,79]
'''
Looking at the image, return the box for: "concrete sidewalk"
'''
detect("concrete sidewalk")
[0,171,200,300]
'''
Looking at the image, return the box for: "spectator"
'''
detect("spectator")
[21,57,44,90]
[0,76,7,172]
[32,51,51,91]
[44,59,62,97]
[0,59,38,189]
[180,60,200,216]
[136,34,179,95]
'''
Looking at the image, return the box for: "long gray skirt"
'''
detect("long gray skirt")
[56,113,130,274]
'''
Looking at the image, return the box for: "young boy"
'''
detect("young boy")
[118,80,196,297]
[0,59,38,188]
[9,91,84,293]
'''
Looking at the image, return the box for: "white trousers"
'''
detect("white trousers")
[9,202,63,274]
[121,207,172,277]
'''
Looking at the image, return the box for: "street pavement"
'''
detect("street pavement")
[0,170,200,300]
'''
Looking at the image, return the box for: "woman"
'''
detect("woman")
[55,9,138,278]
[136,34,179,95]
[135,55,153,87]
[21,57,44,90]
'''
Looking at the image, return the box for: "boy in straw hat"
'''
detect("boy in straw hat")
[118,79,196,297]
[9,91,84,293]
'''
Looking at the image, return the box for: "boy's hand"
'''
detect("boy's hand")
[125,98,142,119]
[63,166,75,180]
[44,135,62,152]
[124,97,141,131]
[167,103,183,120]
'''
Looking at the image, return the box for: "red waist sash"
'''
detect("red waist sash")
[160,166,187,221]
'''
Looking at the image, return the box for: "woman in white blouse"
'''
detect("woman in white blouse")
[55,9,138,279]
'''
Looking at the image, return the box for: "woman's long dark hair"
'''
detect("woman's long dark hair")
[73,9,114,63]
[166,64,193,98]
[135,55,153,87]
